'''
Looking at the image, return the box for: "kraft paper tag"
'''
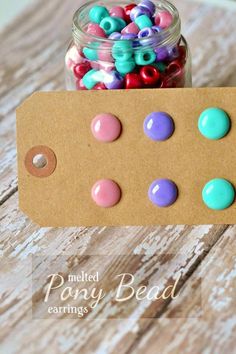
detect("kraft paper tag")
[17,88,236,226]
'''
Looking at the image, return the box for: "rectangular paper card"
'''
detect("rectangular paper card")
[17,88,236,226]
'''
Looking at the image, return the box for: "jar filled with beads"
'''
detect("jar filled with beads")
[65,0,192,90]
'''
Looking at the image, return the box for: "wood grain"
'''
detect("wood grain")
[1,0,236,353]
[132,226,236,354]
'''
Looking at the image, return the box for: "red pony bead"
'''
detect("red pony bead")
[177,46,187,64]
[124,4,137,23]
[125,73,143,89]
[92,83,107,90]
[73,62,91,78]
[166,60,183,75]
[140,66,161,86]
[160,78,175,88]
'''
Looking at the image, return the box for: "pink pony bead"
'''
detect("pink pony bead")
[90,61,100,70]
[91,61,114,72]
[76,79,87,90]
[86,23,107,38]
[97,42,113,62]
[155,11,173,29]
[65,45,84,70]
[109,6,126,20]
[121,22,139,35]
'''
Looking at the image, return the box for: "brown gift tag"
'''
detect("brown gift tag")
[17,88,236,226]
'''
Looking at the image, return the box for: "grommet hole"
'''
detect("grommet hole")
[32,154,48,169]
[25,145,57,178]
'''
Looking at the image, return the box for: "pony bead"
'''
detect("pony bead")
[140,65,161,86]
[130,6,151,21]
[66,0,190,90]
[86,23,107,38]
[89,5,110,24]
[140,0,156,16]
[115,58,136,75]
[125,73,143,89]
[109,6,126,20]
[103,70,124,89]
[135,48,156,65]
[121,22,140,35]
[155,11,173,29]
[124,3,137,23]
[135,15,153,30]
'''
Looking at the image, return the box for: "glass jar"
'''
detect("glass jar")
[65,0,192,90]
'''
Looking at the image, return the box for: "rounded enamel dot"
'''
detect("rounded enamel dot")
[144,112,175,141]
[91,113,121,142]
[148,179,178,207]
[202,178,235,210]
[198,108,231,140]
[91,179,121,208]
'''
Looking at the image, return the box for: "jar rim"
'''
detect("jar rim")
[72,0,181,49]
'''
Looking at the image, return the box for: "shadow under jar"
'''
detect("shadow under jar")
[65,0,192,90]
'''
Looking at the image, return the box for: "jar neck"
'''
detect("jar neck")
[72,0,181,50]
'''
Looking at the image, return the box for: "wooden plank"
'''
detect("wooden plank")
[0,192,228,353]
[130,226,236,354]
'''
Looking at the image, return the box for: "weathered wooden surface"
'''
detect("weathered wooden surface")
[0,0,236,353]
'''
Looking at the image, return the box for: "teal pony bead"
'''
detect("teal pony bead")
[115,59,136,75]
[83,42,100,61]
[82,69,104,89]
[112,40,134,61]
[135,15,153,30]
[89,5,110,24]
[100,17,124,35]
[134,48,156,65]
[113,17,126,31]
[202,178,235,210]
